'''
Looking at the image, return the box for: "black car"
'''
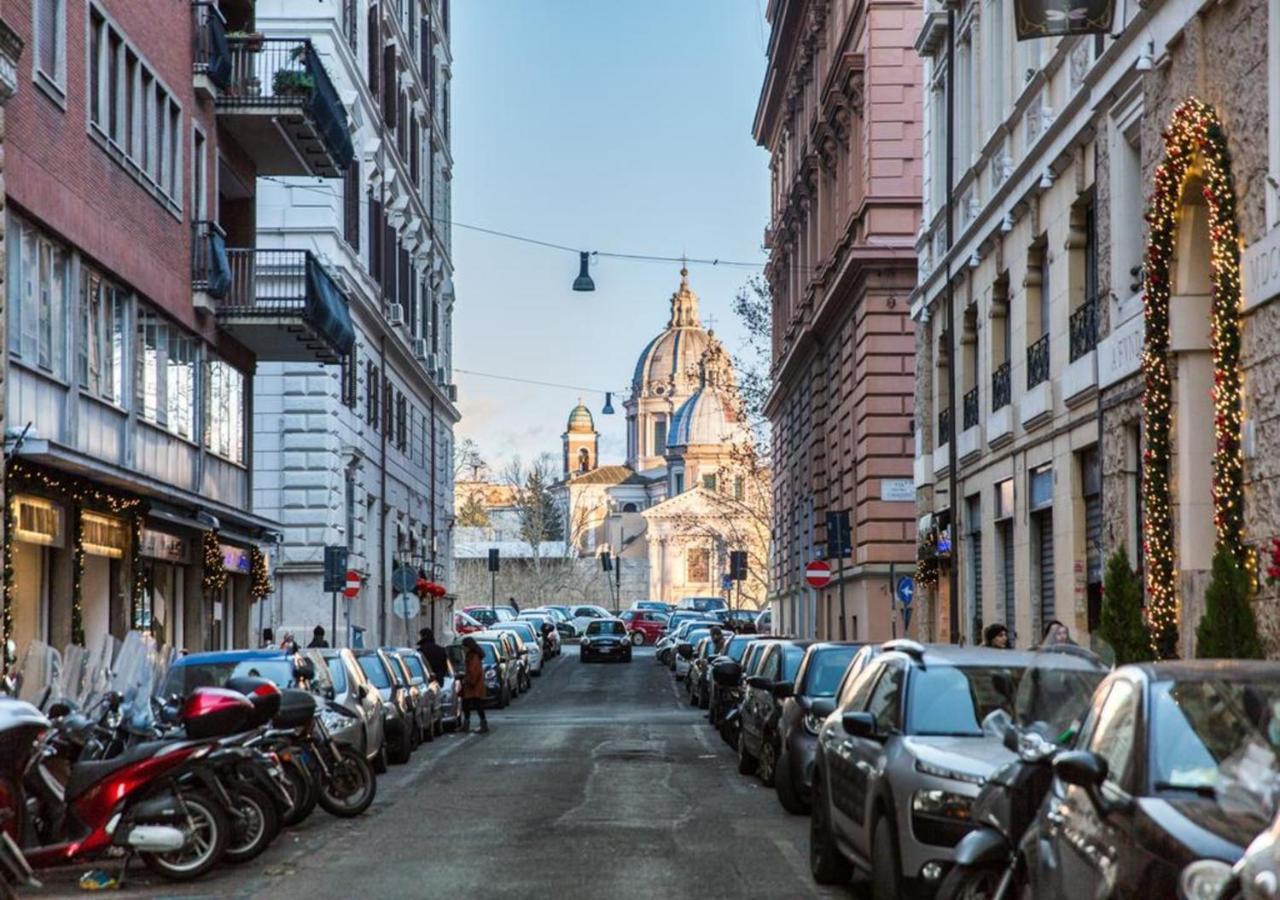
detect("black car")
[736,639,813,784]
[772,642,867,814]
[354,648,416,764]
[1028,661,1280,899]
[580,619,632,663]
[447,639,513,708]
[717,638,784,747]
[687,635,726,708]
[707,634,764,727]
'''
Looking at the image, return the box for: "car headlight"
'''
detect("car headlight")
[318,706,357,732]
[484,669,498,686]
[915,759,986,785]
[803,712,825,735]
[912,789,973,820]
[1178,860,1234,900]
[581,637,591,646]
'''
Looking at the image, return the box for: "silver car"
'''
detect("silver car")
[809,641,1104,894]
[308,648,387,770]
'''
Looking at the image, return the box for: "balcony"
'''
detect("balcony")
[962,387,980,430]
[1069,298,1099,362]
[938,407,953,447]
[209,35,353,177]
[193,223,355,363]
[992,361,1011,411]
[1026,334,1050,389]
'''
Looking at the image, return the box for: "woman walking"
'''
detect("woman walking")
[461,637,490,734]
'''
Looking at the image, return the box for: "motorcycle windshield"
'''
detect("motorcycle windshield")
[65,632,118,713]
[15,641,62,711]
[110,631,160,733]
[1012,648,1108,742]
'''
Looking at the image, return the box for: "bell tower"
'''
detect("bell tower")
[563,399,599,476]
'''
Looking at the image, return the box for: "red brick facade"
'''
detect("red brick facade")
[755,0,921,641]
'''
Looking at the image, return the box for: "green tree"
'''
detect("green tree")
[457,492,490,527]
[1097,546,1154,665]
[1195,546,1264,659]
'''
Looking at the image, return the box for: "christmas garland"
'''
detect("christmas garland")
[250,546,273,602]
[202,530,228,598]
[1141,98,1245,660]
[71,507,85,647]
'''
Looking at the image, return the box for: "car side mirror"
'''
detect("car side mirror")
[771,681,794,699]
[712,661,742,687]
[810,698,836,719]
[1054,751,1114,815]
[842,711,879,740]
[745,676,772,690]
[677,644,693,659]
[356,684,368,700]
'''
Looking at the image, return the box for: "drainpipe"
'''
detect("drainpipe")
[945,5,960,643]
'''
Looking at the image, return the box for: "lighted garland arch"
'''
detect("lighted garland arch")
[1142,98,1245,659]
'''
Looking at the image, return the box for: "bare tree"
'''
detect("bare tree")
[453,437,487,482]
[503,454,564,571]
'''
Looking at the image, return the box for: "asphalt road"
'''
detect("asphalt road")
[31,646,853,899]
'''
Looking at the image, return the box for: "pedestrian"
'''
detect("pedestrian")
[508,596,520,613]
[260,627,275,649]
[1040,619,1074,647]
[460,637,489,734]
[417,627,449,681]
[279,631,297,652]
[982,623,1010,649]
[307,625,329,648]
[709,625,726,655]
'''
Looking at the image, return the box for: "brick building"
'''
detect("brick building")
[2,0,353,653]
[755,0,921,641]
[0,15,23,619]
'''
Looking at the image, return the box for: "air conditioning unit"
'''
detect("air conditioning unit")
[386,303,404,326]
[435,367,447,384]
[446,384,458,402]
[424,352,439,373]
[412,337,429,359]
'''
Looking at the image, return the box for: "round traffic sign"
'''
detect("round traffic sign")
[805,560,832,589]
[343,570,361,599]
[393,592,419,619]
[896,576,915,607]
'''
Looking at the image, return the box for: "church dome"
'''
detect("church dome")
[566,398,595,433]
[667,384,747,449]
[631,268,716,397]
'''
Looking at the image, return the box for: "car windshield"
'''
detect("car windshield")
[802,647,858,697]
[1150,677,1280,801]
[908,665,1026,736]
[466,608,498,626]
[505,625,539,643]
[475,642,502,663]
[685,628,712,646]
[357,656,391,689]
[726,637,755,662]
[164,659,296,695]
[587,621,626,636]
[323,656,348,693]
[401,655,426,680]
[1013,655,1106,737]
[782,645,808,681]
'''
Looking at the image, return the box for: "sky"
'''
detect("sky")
[450,2,771,473]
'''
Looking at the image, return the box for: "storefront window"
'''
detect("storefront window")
[7,214,69,379]
[136,307,197,440]
[80,267,127,404]
[205,356,245,465]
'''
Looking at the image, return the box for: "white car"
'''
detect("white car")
[568,604,614,636]
[672,625,716,680]
[492,622,544,675]
[516,613,562,656]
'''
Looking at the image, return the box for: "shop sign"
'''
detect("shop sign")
[220,543,252,574]
[880,479,915,502]
[12,496,63,547]
[81,512,127,559]
[140,528,188,563]
[1243,227,1280,311]
[1098,312,1144,388]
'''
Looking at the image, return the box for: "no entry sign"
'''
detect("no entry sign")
[343,570,362,598]
[805,560,832,589]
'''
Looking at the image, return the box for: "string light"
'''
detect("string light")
[250,546,273,603]
[1142,98,1245,660]
[71,507,85,647]
[203,531,228,599]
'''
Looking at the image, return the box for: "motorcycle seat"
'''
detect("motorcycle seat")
[65,741,175,801]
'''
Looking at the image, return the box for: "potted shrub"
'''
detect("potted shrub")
[272,69,314,97]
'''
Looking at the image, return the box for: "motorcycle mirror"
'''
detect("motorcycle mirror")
[47,701,72,718]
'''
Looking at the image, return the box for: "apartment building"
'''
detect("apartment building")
[251,0,458,648]
[755,0,921,641]
[912,0,1279,653]
[2,0,354,652]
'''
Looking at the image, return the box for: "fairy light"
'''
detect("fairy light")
[71,507,85,646]
[249,546,272,602]
[1142,99,1245,660]
[203,530,227,599]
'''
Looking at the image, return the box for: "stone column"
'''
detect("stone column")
[0,20,24,623]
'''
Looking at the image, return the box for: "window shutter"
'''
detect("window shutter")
[382,45,397,128]
[382,219,395,303]
[344,162,361,250]
[366,4,379,96]
[368,197,382,284]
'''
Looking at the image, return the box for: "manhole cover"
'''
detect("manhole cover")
[596,748,674,763]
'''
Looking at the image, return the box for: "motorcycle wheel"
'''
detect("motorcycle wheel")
[141,791,228,881]
[223,784,280,864]
[937,862,1006,900]
[280,756,318,827]
[317,746,377,818]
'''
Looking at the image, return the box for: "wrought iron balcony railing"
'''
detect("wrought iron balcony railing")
[1069,297,1099,362]
[1027,334,1050,389]
[193,2,231,90]
[992,361,1011,411]
[192,220,231,298]
[963,386,980,430]
[938,407,953,447]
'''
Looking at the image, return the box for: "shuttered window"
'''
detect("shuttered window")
[1035,510,1055,629]
[999,521,1015,638]
[343,162,361,250]
[368,197,382,283]
[382,45,397,128]
[966,495,982,642]
[367,4,380,96]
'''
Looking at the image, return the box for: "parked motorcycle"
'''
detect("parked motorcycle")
[937,646,1107,900]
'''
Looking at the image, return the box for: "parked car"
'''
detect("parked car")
[580,618,633,663]
[447,638,514,708]
[737,639,813,784]
[673,627,716,680]
[429,654,462,731]
[529,606,578,641]
[391,648,443,740]
[707,633,765,726]
[1022,660,1280,900]
[718,637,789,747]
[516,612,562,656]
[631,600,674,614]
[453,610,485,635]
[355,649,416,764]
[461,606,516,627]
[657,620,719,667]
[685,636,718,705]
[569,604,615,635]
[480,630,530,694]
[755,609,772,635]
[678,596,729,613]
[620,609,668,645]
[771,642,866,814]
[308,647,387,770]
[810,641,1055,895]
[491,622,544,676]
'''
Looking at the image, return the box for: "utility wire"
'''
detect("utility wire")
[453,367,623,397]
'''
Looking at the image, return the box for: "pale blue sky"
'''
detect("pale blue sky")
[451,1,770,471]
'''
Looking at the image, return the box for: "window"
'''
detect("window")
[702,474,717,491]
[192,127,207,221]
[136,308,197,440]
[686,548,710,582]
[89,7,182,212]
[1086,680,1138,791]
[79,267,126,403]
[33,0,66,96]
[205,357,245,465]
[344,467,357,552]
[674,472,684,494]
[340,345,359,409]
[864,663,904,733]
[653,416,667,454]
[366,362,379,428]
[733,476,744,501]
[343,162,361,250]
[396,392,408,452]
[7,215,69,379]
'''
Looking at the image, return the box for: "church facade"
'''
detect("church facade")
[552,269,769,609]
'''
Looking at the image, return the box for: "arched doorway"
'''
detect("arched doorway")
[1141,99,1245,658]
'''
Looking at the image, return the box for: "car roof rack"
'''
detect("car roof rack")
[881,638,926,659]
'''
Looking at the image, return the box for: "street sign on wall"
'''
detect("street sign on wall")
[805,560,832,589]
[896,576,914,607]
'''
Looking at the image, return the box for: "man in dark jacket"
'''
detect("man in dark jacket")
[417,627,449,681]
[307,626,329,648]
